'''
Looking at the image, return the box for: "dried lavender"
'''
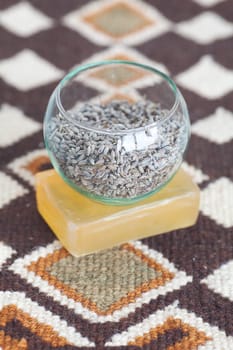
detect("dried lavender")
[47,100,188,199]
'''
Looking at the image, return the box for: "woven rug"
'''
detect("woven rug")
[0,0,233,349]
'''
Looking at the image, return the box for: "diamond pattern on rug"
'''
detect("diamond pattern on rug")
[0,50,63,91]
[9,240,192,323]
[176,11,233,44]
[83,1,154,38]
[176,55,233,99]
[136,32,204,76]
[0,104,41,147]
[77,46,168,92]
[8,149,50,186]
[0,172,28,209]
[28,26,101,71]
[48,245,166,313]
[105,301,233,348]
[24,243,173,316]
[89,63,150,89]
[191,107,233,144]
[0,0,232,348]
[0,291,95,348]
[63,0,171,45]
[127,317,210,348]
[182,162,209,184]
[201,177,233,228]
[202,260,233,302]
[0,2,53,37]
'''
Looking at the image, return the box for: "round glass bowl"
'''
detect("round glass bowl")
[44,61,190,205]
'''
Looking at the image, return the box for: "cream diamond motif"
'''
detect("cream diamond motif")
[0,2,53,37]
[201,177,233,228]
[0,104,41,147]
[202,260,233,301]
[176,55,233,99]
[176,12,233,44]
[0,172,28,209]
[182,162,209,184]
[63,0,171,45]
[0,50,63,91]
[193,0,225,7]
[192,107,233,144]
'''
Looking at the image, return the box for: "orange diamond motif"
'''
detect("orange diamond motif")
[10,241,193,323]
[83,1,154,39]
[64,1,170,45]
[0,305,69,348]
[89,63,149,87]
[87,52,152,87]
[79,47,168,92]
[128,317,211,349]
[27,243,174,316]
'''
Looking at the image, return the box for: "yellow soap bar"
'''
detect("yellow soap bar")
[36,169,200,256]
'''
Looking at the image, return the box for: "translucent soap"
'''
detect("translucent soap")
[36,168,200,257]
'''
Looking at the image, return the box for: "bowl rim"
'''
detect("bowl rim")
[55,60,181,135]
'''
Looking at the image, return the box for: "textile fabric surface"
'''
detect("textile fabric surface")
[0,0,233,349]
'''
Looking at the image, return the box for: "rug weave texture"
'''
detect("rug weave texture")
[0,0,233,349]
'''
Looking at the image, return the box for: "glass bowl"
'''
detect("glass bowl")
[44,60,190,205]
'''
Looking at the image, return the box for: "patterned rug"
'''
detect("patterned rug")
[0,0,233,349]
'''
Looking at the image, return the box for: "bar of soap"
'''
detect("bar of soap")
[36,169,200,256]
